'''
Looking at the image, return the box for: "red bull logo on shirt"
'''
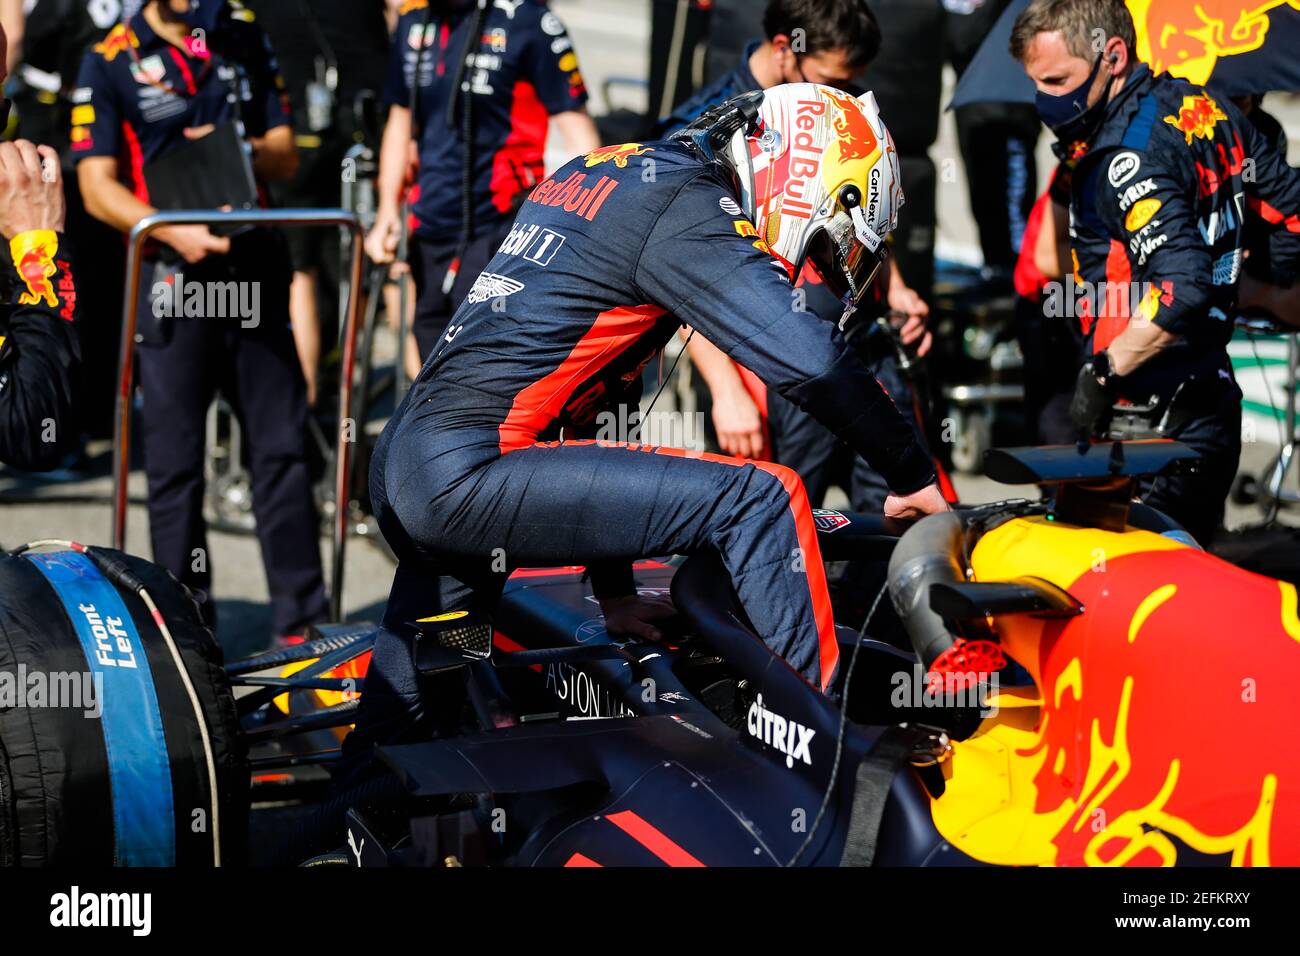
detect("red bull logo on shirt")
[583,144,653,169]
[93,24,139,62]
[527,171,619,221]
[1163,93,1229,144]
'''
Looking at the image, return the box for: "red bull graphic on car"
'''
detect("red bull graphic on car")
[931,517,1300,866]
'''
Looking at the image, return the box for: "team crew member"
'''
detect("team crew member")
[1012,0,1300,544]
[660,0,934,513]
[246,0,391,406]
[364,0,600,360]
[348,86,949,759]
[72,0,328,641]
[0,24,80,470]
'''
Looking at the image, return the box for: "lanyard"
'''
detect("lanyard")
[126,36,213,99]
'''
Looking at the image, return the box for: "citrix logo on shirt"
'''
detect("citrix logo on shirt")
[1116,177,1158,212]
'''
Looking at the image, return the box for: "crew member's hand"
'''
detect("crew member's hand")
[598,592,677,642]
[1069,353,1115,433]
[888,283,932,357]
[1238,273,1300,330]
[183,124,216,140]
[0,140,66,238]
[366,208,402,265]
[712,386,765,459]
[155,223,231,264]
[883,482,950,521]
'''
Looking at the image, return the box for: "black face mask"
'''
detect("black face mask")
[1035,53,1112,146]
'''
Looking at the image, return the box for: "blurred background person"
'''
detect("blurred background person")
[72,0,327,643]
[246,0,390,407]
[364,0,600,365]
[945,0,1039,291]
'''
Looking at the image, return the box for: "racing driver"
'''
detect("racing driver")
[346,84,949,760]
[1012,0,1300,543]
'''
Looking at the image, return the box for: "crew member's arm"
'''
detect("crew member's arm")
[525,7,594,163]
[550,109,600,162]
[1238,105,1300,288]
[1237,275,1300,329]
[1090,152,1209,376]
[884,256,931,357]
[635,173,943,512]
[249,120,298,181]
[365,105,413,265]
[71,56,229,263]
[0,0,23,71]
[1036,162,1074,280]
[365,10,417,265]
[244,15,298,181]
[0,141,79,471]
[1033,199,1070,280]
[682,329,765,458]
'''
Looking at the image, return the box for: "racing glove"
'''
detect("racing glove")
[1069,351,1117,435]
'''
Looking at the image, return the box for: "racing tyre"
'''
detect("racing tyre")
[0,547,247,866]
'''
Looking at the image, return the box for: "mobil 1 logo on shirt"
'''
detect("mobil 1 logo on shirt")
[499,222,567,266]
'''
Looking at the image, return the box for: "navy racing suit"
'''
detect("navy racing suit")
[352,140,935,757]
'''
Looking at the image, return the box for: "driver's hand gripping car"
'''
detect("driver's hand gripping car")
[348,84,947,765]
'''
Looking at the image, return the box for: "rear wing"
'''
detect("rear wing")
[984,440,1201,532]
[984,440,1199,486]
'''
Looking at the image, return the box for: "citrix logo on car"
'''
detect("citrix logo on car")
[746,693,815,769]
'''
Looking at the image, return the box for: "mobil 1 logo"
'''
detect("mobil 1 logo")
[499,222,567,266]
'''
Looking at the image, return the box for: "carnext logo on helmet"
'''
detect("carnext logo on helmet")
[747,693,815,769]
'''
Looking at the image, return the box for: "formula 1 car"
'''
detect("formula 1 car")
[232,439,1299,867]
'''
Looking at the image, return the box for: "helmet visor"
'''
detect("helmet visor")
[806,210,886,307]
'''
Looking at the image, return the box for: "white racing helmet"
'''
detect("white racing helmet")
[715,83,904,306]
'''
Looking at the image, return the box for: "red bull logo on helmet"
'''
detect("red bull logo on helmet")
[821,87,880,165]
[1131,0,1300,86]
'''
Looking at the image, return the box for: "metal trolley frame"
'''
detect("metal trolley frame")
[111,208,366,621]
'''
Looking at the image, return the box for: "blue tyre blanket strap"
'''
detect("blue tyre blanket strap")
[26,551,176,866]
